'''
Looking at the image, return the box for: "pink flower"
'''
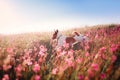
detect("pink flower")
[76,58,83,63]
[38,57,43,63]
[84,76,90,80]
[52,68,58,75]
[35,75,41,80]
[8,65,12,69]
[2,78,6,80]
[111,55,117,63]
[101,54,107,60]
[99,47,106,53]
[3,64,8,71]
[87,69,94,78]
[78,75,84,80]
[85,33,89,37]
[2,74,9,80]
[25,52,30,57]
[39,51,45,56]
[39,45,47,53]
[68,49,74,55]
[56,47,62,52]
[95,34,98,39]
[7,48,13,54]
[110,44,118,53]
[85,45,90,51]
[27,61,33,66]
[100,73,106,79]
[32,64,40,73]
[85,52,90,57]
[60,51,67,56]
[15,64,22,72]
[65,58,73,67]
[91,63,99,71]
[34,47,38,52]
[63,41,70,49]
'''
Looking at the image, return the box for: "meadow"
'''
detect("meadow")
[0,24,120,80]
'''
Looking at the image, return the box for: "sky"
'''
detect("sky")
[0,0,120,34]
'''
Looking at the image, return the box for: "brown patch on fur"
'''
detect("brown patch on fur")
[65,37,76,45]
[74,32,80,36]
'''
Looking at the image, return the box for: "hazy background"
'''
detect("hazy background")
[0,0,120,34]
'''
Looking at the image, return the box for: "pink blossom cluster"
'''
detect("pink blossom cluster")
[0,25,120,80]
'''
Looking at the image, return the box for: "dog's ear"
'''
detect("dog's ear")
[56,29,58,33]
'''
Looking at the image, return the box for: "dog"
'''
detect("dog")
[51,30,89,50]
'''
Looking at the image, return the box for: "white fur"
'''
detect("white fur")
[55,32,66,49]
[74,34,89,42]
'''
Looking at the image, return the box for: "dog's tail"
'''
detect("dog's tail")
[73,31,80,36]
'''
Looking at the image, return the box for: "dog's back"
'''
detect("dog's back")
[65,37,76,44]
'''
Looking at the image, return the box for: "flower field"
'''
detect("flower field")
[0,24,120,80]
